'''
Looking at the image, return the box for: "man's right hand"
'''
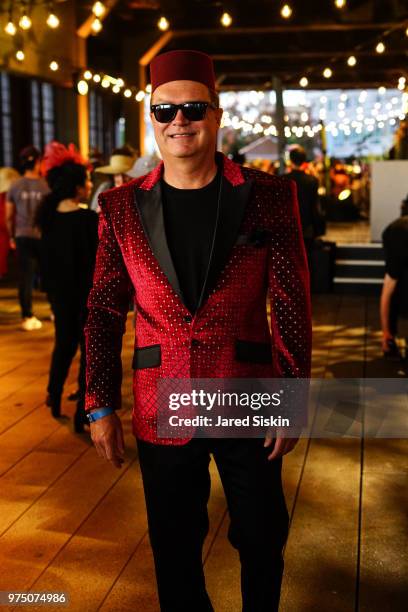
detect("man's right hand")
[90,412,125,469]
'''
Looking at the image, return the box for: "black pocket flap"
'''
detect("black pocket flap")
[132,344,161,369]
[235,339,272,364]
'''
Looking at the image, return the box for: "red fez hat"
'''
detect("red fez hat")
[150,50,216,93]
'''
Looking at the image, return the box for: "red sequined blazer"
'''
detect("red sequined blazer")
[85,154,312,444]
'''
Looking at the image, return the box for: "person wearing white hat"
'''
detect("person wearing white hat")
[90,147,136,212]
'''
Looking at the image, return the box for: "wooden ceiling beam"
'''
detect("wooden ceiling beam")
[213,51,408,60]
[219,81,401,91]
[173,22,407,37]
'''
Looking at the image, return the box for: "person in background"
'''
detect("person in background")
[0,167,20,279]
[126,153,161,180]
[90,146,136,211]
[380,195,408,359]
[35,142,98,432]
[5,146,49,330]
[286,146,320,254]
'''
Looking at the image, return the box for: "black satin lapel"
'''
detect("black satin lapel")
[134,183,183,301]
[206,177,254,295]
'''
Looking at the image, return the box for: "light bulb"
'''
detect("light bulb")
[93,74,101,83]
[323,67,333,79]
[46,13,60,28]
[124,89,132,98]
[378,86,386,95]
[5,21,16,36]
[101,78,110,88]
[92,2,106,18]
[16,50,25,62]
[136,90,145,101]
[347,55,357,67]
[49,61,59,71]
[112,85,120,94]
[299,77,308,87]
[376,42,385,54]
[335,0,346,8]
[221,12,232,27]
[280,4,292,19]
[84,70,93,80]
[145,84,152,93]
[19,15,32,30]
[91,18,103,34]
[158,16,169,31]
[116,78,124,88]
[77,80,89,95]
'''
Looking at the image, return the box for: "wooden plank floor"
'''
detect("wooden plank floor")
[0,287,406,612]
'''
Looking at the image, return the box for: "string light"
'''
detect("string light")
[280,4,292,19]
[101,78,110,88]
[158,16,170,31]
[347,55,357,67]
[84,70,93,80]
[299,76,309,87]
[15,50,25,62]
[49,61,59,71]
[4,21,17,36]
[323,67,333,78]
[77,80,88,95]
[46,13,60,28]
[92,2,106,18]
[221,12,233,27]
[405,26,408,36]
[136,90,145,102]
[19,14,32,30]
[145,84,152,93]
[378,86,386,95]
[91,18,103,34]
[376,42,385,53]
[112,84,120,93]
[334,0,346,8]
[93,74,101,83]
[116,78,124,87]
[124,88,132,98]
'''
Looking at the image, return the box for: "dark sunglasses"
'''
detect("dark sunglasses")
[150,101,216,123]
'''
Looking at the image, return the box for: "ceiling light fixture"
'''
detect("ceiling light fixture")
[158,16,170,31]
[19,14,32,30]
[221,12,232,27]
[280,4,292,19]
[46,13,60,28]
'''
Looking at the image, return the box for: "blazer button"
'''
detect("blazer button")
[184,315,192,323]
[191,339,200,347]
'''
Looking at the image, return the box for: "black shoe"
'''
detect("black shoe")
[383,339,402,361]
[46,394,62,418]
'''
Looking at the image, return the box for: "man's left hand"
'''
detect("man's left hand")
[264,427,299,461]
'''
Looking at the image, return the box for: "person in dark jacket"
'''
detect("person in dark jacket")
[35,142,98,432]
[380,195,408,359]
[286,146,320,250]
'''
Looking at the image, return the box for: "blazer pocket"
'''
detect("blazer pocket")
[235,339,273,364]
[132,344,161,369]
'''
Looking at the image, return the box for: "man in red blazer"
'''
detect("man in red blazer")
[85,50,311,612]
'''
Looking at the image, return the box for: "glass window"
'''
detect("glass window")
[0,72,13,166]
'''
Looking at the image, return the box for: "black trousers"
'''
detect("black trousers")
[137,438,289,612]
[15,237,41,318]
[47,299,86,406]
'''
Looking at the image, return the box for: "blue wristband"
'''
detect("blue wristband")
[87,407,115,423]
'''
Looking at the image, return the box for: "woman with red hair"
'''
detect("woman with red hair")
[35,142,98,432]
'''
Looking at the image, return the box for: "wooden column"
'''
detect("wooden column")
[273,76,285,175]
[138,32,173,155]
